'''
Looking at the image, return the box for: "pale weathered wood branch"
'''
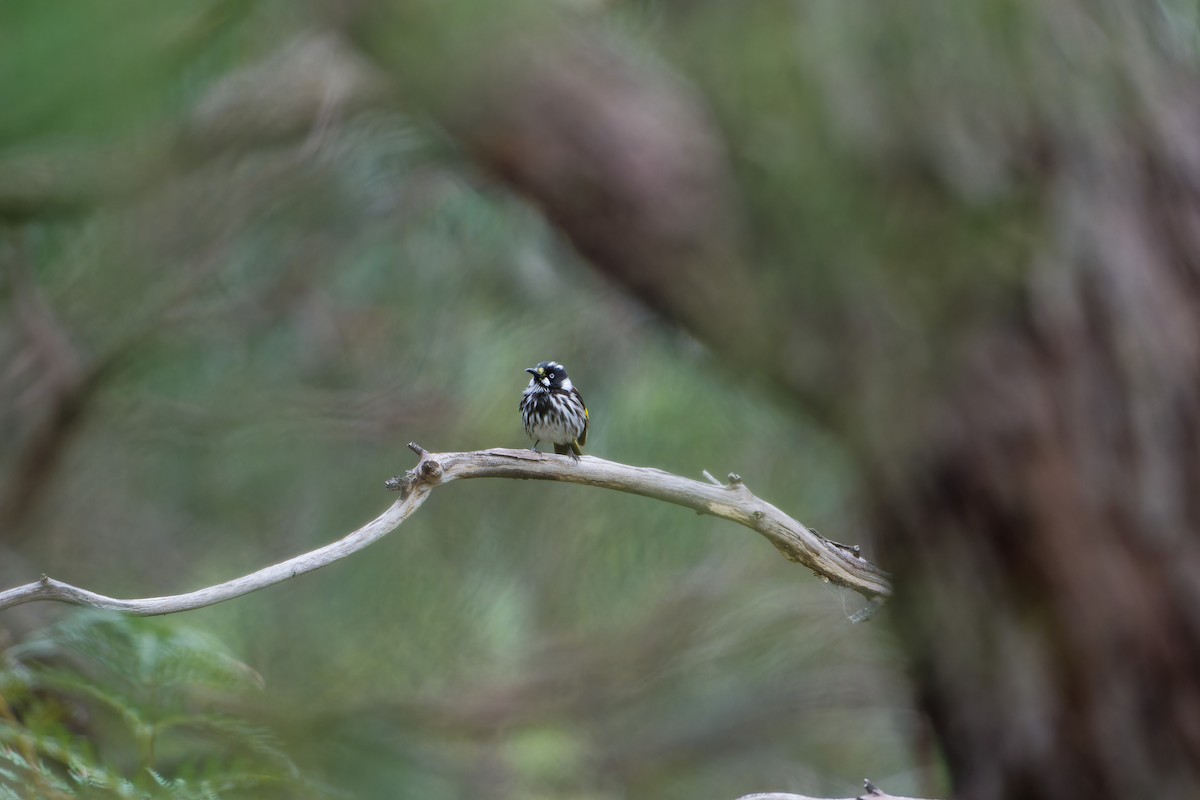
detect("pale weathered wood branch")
[0,446,890,616]
[736,778,935,800]
[0,481,425,615]
[388,446,890,600]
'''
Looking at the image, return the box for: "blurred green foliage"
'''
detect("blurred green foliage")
[0,611,325,798]
[0,2,947,798]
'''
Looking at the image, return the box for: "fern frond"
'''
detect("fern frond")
[152,714,297,776]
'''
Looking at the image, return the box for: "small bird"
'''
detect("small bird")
[519,360,589,457]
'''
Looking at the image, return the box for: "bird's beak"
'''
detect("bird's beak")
[525,368,539,376]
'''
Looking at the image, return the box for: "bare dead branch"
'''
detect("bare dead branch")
[736,778,935,800]
[0,446,890,616]
[384,448,890,599]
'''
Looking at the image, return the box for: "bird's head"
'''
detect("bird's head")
[526,361,571,390]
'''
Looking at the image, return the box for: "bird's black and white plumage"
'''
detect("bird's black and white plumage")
[519,360,589,458]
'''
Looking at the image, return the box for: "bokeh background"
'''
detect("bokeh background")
[0,2,932,798]
[9,2,1200,799]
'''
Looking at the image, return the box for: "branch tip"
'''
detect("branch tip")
[407,442,427,457]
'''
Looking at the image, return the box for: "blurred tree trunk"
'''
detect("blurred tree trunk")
[352,2,1200,798]
[876,143,1200,800]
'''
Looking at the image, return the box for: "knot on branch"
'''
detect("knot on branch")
[385,444,445,493]
[410,443,444,481]
[419,457,443,481]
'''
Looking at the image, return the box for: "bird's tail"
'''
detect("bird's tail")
[554,441,584,458]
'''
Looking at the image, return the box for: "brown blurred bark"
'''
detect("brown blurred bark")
[0,233,112,537]
[348,6,799,401]
[347,6,1200,799]
[456,37,774,371]
[876,136,1200,800]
